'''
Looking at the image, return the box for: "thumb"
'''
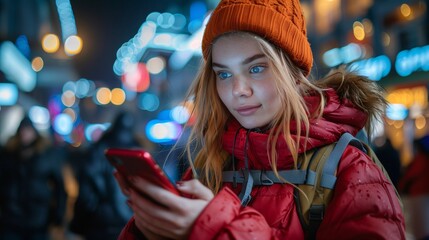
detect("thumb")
[176,179,214,201]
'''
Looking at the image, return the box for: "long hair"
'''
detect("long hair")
[182,32,325,193]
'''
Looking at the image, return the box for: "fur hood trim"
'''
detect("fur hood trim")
[316,68,387,133]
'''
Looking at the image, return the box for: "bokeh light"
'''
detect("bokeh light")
[146,57,165,74]
[121,63,150,92]
[31,57,44,72]
[61,90,76,107]
[353,21,365,41]
[111,88,126,105]
[138,93,159,111]
[95,87,112,105]
[42,34,60,53]
[64,35,83,56]
[29,106,50,130]
[53,113,73,135]
[171,105,190,124]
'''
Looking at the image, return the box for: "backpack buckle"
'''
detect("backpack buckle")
[260,171,274,185]
[308,205,324,221]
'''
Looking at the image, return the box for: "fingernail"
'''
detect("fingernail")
[176,181,184,187]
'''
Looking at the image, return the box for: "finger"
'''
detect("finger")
[128,187,178,223]
[176,179,214,201]
[134,222,167,240]
[130,176,184,209]
[113,170,130,196]
[128,193,179,238]
[134,208,176,239]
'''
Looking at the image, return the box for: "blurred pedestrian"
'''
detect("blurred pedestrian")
[0,116,67,240]
[69,111,145,240]
[399,135,429,240]
[373,137,402,188]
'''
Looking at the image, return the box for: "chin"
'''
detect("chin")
[238,120,268,130]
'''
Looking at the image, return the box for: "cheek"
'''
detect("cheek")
[216,82,228,104]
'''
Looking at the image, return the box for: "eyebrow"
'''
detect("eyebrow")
[212,54,266,68]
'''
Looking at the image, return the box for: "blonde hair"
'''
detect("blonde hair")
[183,32,324,193]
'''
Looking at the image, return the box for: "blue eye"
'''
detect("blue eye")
[217,71,232,80]
[250,66,265,74]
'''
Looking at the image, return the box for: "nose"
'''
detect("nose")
[232,76,252,97]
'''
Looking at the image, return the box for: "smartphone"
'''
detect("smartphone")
[104,148,179,196]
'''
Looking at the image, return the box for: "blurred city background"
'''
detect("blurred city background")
[1,0,428,239]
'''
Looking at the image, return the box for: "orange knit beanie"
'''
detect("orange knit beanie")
[202,0,313,76]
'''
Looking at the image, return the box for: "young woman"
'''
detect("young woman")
[116,0,406,239]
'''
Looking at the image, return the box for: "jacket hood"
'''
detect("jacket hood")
[316,68,387,133]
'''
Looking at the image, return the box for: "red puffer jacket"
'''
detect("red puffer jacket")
[119,88,405,239]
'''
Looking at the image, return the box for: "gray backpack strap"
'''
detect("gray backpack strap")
[222,169,310,185]
[319,132,365,189]
[237,169,253,206]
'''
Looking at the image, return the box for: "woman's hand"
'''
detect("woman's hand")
[114,171,214,239]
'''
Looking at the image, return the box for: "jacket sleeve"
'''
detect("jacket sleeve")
[187,187,303,239]
[118,217,147,240]
[316,145,406,240]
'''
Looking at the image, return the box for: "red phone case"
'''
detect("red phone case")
[105,148,179,195]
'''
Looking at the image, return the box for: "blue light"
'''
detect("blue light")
[348,55,391,81]
[386,104,408,121]
[0,83,18,106]
[145,120,182,144]
[158,110,172,121]
[15,35,31,59]
[53,113,73,135]
[85,123,110,142]
[29,106,50,130]
[190,1,207,21]
[323,48,341,67]
[340,43,362,64]
[395,45,429,77]
[171,106,190,124]
[0,41,36,92]
[138,93,159,111]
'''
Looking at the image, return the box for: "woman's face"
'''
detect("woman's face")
[212,34,282,129]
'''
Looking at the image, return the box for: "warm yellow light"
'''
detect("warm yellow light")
[61,90,76,107]
[63,108,77,122]
[362,18,373,36]
[353,21,365,41]
[382,32,391,47]
[387,86,428,108]
[400,4,411,18]
[111,88,126,105]
[42,34,60,53]
[31,57,44,72]
[96,87,111,105]
[415,115,426,130]
[393,120,404,129]
[64,35,83,56]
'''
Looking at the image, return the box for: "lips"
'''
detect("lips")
[235,105,261,116]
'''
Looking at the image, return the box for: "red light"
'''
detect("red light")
[121,63,150,92]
